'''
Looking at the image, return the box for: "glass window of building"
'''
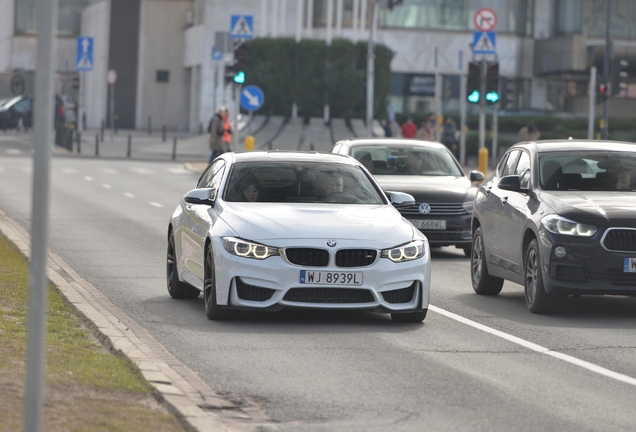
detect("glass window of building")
[587,0,634,39]
[342,0,354,28]
[16,0,85,35]
[382,0,468,30]
[555,0,581,34]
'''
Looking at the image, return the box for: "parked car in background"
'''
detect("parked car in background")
[167,151,430,322]
[333,138,484,256]
[471,140,636,313]
[0,95,66,130]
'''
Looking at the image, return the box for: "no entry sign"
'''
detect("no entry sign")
[474,8,497,32]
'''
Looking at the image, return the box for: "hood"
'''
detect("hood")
[539,191,636,228]
[374,175,472,203]
[218,202,414,246]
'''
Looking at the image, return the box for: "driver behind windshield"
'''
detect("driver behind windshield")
[321,173,344,198]
[398,151,423,175]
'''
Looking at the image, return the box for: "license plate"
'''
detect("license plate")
[300,270,363,285]
[409,219,446,230]
[624,258,636,273]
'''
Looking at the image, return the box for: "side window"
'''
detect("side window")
[497,153,510,178]
[207,161,226,190]
[501,150,521,177]
[12,99,31,114]
[514,151,531,189]
[197,160,224,188]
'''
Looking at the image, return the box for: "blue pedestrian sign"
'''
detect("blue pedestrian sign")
[473,31,496,54]
[76,36,94,71]
[211,46,223,61]
[230,15,254,39]
[240,85,264,111]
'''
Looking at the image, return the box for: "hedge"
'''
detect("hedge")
[242,38,393,120]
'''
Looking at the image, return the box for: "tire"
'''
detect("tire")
[471,227,504,295]
[391,308,427,323]
[204,245,240,320]
[524,239,557,314]
[167,231,200,299]
[462,246,472,257]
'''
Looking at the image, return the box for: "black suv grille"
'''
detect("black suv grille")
[603,229,636,252]
[285,248,329,266]
[283,288,374,303]
[236,278,275,301]
[335,249,377,267]
[382,283,416,304]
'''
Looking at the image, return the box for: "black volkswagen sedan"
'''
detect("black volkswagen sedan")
[333,138,484,256]
[471,140,636,314]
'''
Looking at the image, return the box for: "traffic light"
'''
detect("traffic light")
[233,41,248,84]
[467,61,481,103]
[611,59,629,96]
[387,0,403,10]
[485,62,499,105]
[597,81,608,100]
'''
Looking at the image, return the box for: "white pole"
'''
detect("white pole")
[336,0,343,36]
[234,84,241,151]
[491,103,498,165]
[326,0,333,45]
[280,0,287,35]
[365,1,378,137]
[460,73,467,165]
[25,0,58,429]
[588,66,597,140]
[434,46,441,141]
[109,83,114,140]
[261,0,268,37]
[306,0,314,37]
[272,0,279,37]
[479,58,486,150]
[295,0,303,42]
[352,0,360,40]
[360,0,367,33]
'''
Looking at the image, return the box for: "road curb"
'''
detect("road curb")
[0,209,271,432]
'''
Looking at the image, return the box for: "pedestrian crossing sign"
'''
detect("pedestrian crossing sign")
[230,15,254,39]
[473,31,496,54]
[76,36,94,71]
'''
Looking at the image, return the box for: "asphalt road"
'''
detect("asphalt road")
[2,138,636,431]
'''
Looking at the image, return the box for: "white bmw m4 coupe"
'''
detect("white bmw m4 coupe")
[167,151,431,322]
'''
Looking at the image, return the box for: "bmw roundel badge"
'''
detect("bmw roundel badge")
[418,203,431,215]
[327,240,337,247]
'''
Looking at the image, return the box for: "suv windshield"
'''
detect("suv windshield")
[351,145,462,176]
[540,152,636,191]
[225,161,384,204]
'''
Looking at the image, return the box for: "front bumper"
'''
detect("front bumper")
[211,237,431,312]
[539,229,636,295]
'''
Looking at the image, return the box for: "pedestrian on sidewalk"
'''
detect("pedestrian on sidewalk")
[416,114,435,141]
[442,117,458,157]
[517,121,540,142]
[401,118,417,138]
[208,106,232,163]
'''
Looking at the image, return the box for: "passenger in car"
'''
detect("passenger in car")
[237,173,260,202]
[356,151,374,173]
[397,151,423,174]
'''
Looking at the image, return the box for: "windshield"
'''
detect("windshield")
[0,97,20,109]
[540,152,636,191]
[351,145,462,176]
[224,161,385,204]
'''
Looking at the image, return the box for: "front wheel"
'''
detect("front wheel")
[204,245,240,320]
[471,227,504,295]
[391,309,427,323]
[167,231,199,299]
[524,239,557,314]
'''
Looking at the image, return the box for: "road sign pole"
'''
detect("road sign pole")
[25,0,58,430]
[479,58,486,150]
[602,0,611,140]
[366,0,379,137]
[588,66,597,140]
[234,83,241,151]
[78,70,84,133]
[491,102,498,165]
[110,84,114,141]
[460,71,467,166]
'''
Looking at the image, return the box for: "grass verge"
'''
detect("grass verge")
[0,232,185,432]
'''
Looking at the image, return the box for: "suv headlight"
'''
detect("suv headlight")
[381,240,425,262]
[540,215,597,237]
[222,237,279,259]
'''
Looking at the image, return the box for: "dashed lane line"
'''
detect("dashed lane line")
[429,305,636,388]
[84,176,94,182]
[124,192,135,198]
[149,201,164,208]
[102,183,112,189]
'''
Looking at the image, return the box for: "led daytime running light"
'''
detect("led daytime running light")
[223,237,279,260]
[381,241,425,263]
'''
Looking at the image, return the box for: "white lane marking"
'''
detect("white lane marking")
[84,176,94,182]
[130,167,153,175]
[149,201,164,208]
[62,168,79,174]
[102,183,112,189]
[167,167,189,175]
[124,192,135,198]
[430,305,636,387]
[6,148,21,155]
[101,168,118,174]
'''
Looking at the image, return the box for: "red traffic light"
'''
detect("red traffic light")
[599,84,607,94]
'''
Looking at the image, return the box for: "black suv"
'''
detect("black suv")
[0,95,65,130]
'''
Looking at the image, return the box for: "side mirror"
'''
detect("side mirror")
[498,175,522,192]
[184,188,217,206]
[469,170,485,182]
[385,191,416,208]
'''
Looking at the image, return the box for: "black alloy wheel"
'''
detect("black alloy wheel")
[204,245,240,320]
[167,231,200,299]
[471,227,504,295]
[524,239,557,314]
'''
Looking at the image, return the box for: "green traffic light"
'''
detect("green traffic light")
[467,90,480,103]
[233,70,245,84]
[486,91,499,103]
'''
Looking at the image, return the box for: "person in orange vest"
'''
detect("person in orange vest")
[208,106,232,163]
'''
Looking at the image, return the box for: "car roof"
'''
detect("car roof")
[512,140,636,153]
[337,137,446,149]
[229,150,358,165]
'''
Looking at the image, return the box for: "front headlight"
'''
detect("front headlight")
[222,237,279,260]
[540,215,598,237]
[381,240,425,262]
